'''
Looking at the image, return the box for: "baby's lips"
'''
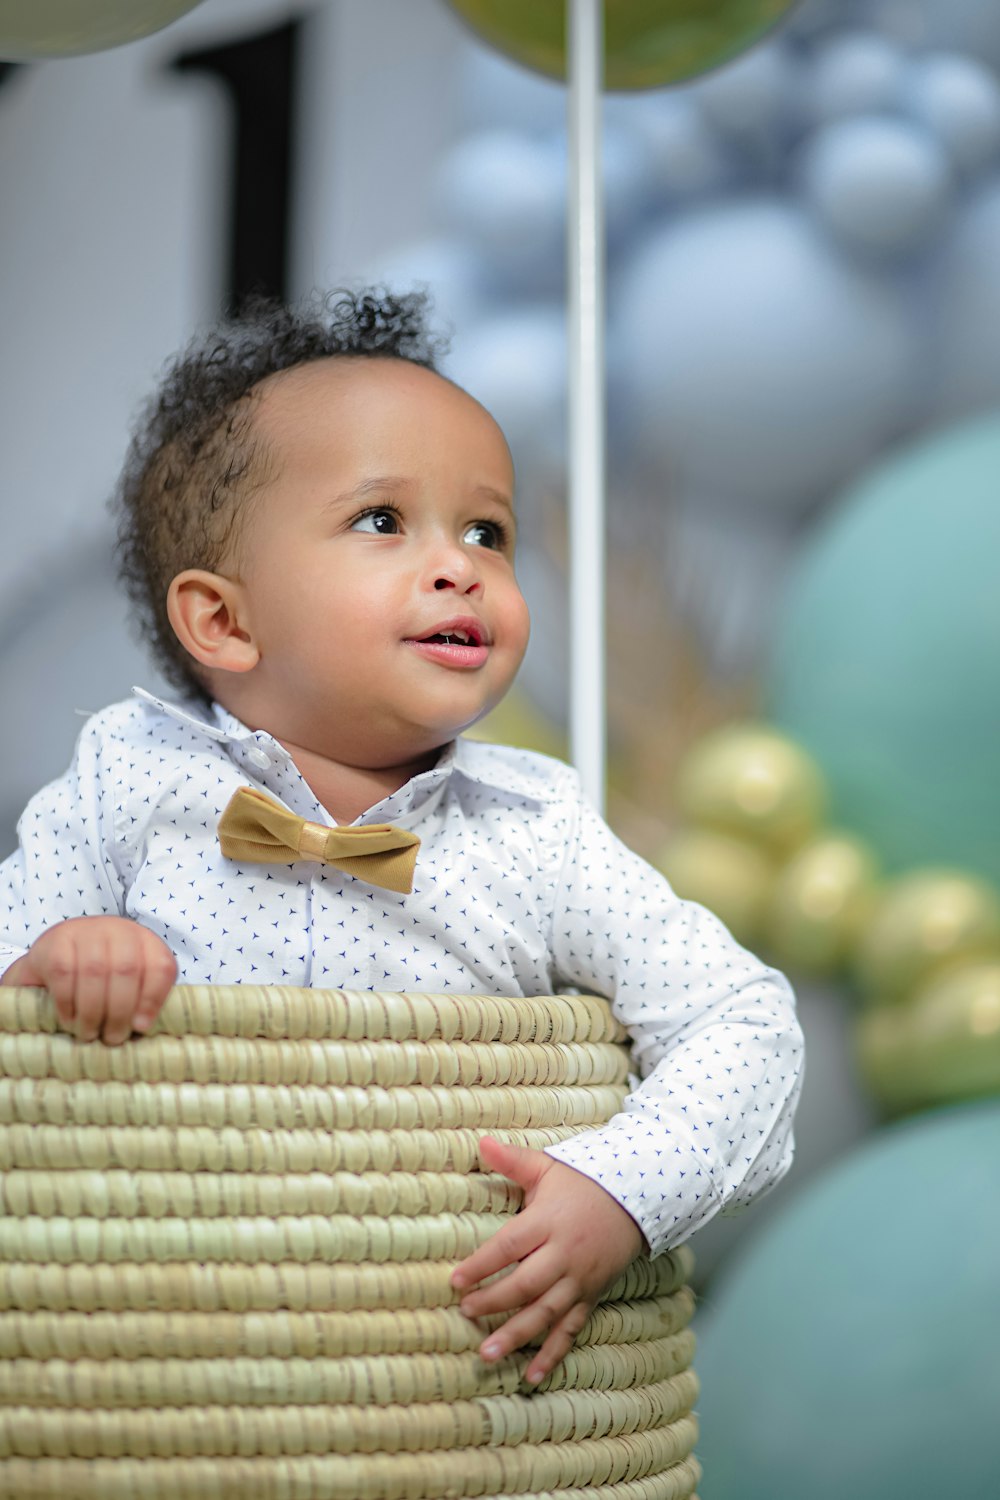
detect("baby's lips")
[410,615,490,647]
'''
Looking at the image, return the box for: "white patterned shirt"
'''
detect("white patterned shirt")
[0,688,803,1256]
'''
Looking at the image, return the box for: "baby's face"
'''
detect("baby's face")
[231,356,530,766]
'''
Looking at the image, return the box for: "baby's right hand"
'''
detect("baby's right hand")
[1,916,177,1045]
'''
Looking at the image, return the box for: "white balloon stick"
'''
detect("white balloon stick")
[567,0,606,811]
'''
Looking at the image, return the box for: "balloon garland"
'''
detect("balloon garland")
[657,723,1000,1116]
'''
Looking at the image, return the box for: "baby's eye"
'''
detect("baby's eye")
[463,520,506,550]
[350,507,400,535]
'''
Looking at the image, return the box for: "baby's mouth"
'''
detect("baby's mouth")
[422,629,477,646]
[405,620,491,667]
[409,618,489,648]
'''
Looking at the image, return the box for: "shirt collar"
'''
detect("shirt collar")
[131,687,545,817]
[132,685,312,795]
[132,685,234,742]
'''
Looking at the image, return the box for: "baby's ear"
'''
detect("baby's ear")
[167,570,259,675]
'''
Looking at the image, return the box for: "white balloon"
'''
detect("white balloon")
[695,41,799,149]
[613,198,918,514]
[927,181,1000,420]
[603,122,649,241]
[802,115,952,256]
[806,30,907,123]
[435,130,564,291]
[873,0,1000,73]
[455,36,565,135]
[442,306,566,481]
[0,0,203,58]
[623,93,732,203]
[786,0,866,43]
[904,53,1000,176]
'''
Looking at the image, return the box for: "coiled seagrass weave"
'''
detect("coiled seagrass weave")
[0,985,700,1500]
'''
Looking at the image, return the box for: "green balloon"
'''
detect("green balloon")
[766,418,1000,889]
[696,1102,1000,1499]
[446,0,801,91]
[0,0,203,59]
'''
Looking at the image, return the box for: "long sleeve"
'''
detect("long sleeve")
[544,785,804,1258]
[0,720,125,974]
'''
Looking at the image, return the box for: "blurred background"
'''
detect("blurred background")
[1,1,1000,1492]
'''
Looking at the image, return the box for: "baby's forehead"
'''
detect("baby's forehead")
[256,354,452,409]
[253,355,506,450]
[248,355,514,497]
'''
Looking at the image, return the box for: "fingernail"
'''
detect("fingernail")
[132,1014,153,1034]
[526,1366,544,1385]
[482,1341,501,1360]
[451,1272,466,1288]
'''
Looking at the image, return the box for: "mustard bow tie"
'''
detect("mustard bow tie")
[217,787,420,895]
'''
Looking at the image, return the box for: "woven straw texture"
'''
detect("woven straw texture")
[0,986,700,1499]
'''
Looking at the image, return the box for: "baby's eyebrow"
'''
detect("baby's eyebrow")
[323,476,410,514]
[323,479,515,516]
[474,486,515,514]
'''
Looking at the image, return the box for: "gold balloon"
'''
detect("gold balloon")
[857,961,1000,1113]
[856,870,1000,1005]
[674,724,826,854]
[767,833,880,975]
[656,829,776,946]
[446,0,801,91]
[0,1,203,59]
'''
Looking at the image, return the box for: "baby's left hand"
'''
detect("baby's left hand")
[451,1137,645,1385]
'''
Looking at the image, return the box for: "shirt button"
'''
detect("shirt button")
[246,747,271,770]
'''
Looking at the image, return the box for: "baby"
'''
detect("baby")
[0,289,803,1384]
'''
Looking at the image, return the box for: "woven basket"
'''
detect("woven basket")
[0,986,700,1499]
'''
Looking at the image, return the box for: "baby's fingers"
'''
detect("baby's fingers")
[452,1215,546,1296]
[459,1242,561,1320]
[5,919,177,1044]
[18,928,85,1034]
[101,931,176,1045]
[475,1276,586,1376]
[100,944,148,1046]
[522,1301,593,1385]
[131,941,177,1036]
[63,927,112,1043]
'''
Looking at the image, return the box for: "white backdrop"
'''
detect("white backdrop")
[0,0,469,856]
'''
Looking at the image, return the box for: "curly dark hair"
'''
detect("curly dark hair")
[113,288,445,703]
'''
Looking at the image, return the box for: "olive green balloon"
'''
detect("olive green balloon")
[856,870,1000,1006]
[768,833,880,976]
[675,724,826,855]
[656,828,776,946]
[857,961,1000,1114]
[446,0,801,91]
[0,0,203,59]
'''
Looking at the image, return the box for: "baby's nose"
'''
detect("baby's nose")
[434,572,482,593]
[431,544,482,593]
